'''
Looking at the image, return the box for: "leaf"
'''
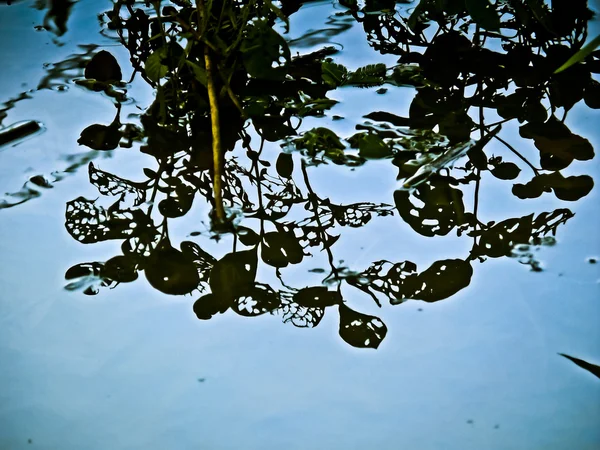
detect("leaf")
[85,50,122,82]
[261,231,304,268]
[321,61,348,88]
[65,197,152,244]
[584,79,600,109]
[236,226,260,246]
[347,133,392,159]
[193,293,230,320]
[512,173,594,201]
[145,43,184,82]
[559,353,600,379]
[265,0,290,33]
[346,63,387,87]
[78,123,121,151]
[88,162,146,206]
[387,259,473,304]
[394,179,466,237]
[276,152,294,178]
[209,249,258,301]
[520,117,594,170]
[185,60,207,86]
[490,161,521,180]
[293,286,341,308]
[102,255,138,283]
[465,0,501,31]
[554,34,600,73]
[474,215,534,258]
[232,283,281,316]
[338,304,387,349]
[241,20,290,79]
[144,244,200,295]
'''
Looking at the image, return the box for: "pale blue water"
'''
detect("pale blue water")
[0,1,599,449]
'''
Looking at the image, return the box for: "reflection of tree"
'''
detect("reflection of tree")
[60,0,598,348]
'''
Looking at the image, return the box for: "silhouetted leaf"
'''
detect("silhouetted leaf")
[64,262,112,295]
[520,117,594,170]
[193,293,229,320]
[338,304,387,349]
[394,179,466,237]
[241,20,290,79]
[65,197,151,243]
[232,283,281,316]
[388,259,473,304]
[276,152,294,178]
[144,244,200,295]
[185,60,207,86]
[89,162,146,205]
[348,132,392,159]
[102,255,138,283]
[513,173,593,201]
[559,353,600,379]
[236,226,260,246]
[490,161,521,180]
[466,0,501,30]
[293,286,341,308]
[210,249,257,301]
[85,50,122,82]
[145,43,184,82]
[584,79,600,108]
[554,34,600,73]
[474,215,534,257]
[261,231,304,268]
[78,124,121,151]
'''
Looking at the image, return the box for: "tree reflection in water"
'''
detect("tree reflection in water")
[53,0,598,350]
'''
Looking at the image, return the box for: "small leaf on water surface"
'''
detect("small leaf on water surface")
[338,304,387,349]
[559,354,600,379]
[84,50,122,82]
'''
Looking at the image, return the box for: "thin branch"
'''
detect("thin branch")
[493,135,540,175]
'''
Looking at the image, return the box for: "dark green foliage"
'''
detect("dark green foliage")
[56,0,598,349]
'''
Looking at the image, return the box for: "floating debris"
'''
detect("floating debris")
[0,120,44,149]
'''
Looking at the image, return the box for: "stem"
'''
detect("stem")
[493,135,540,175]
[204,44,225,222]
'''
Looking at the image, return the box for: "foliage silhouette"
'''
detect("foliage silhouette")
[47,0,600,349]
